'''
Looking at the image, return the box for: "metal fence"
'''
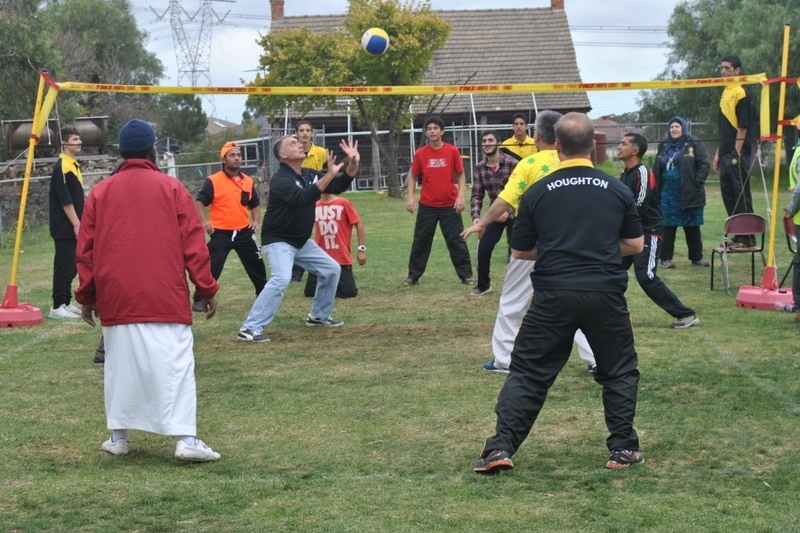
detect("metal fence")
[219,121,724,191]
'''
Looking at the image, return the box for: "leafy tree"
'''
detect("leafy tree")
[639,0,799,156]
[246,0,450,197]
[153,94,208,146]
[42,0,163,131]
[605,112,641,124]
[0,0,62,157]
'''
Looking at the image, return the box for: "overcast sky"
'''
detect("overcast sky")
[130,0,682,120]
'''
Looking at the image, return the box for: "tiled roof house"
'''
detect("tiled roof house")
[266,0,590,129]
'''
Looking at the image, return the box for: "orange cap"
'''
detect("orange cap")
[220,141,239,159]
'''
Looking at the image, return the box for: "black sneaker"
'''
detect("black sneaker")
[306,314,344,327]
[605,449,645,470]
[237,327,269,342]
[402,277,418,286]
[471,285,492,296]
[473,449,514,474]
[461,276,476,285]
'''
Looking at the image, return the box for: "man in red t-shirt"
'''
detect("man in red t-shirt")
[304,193,366,298]
[403,116,473,286]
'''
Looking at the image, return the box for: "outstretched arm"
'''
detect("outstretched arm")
[461,197,513,240]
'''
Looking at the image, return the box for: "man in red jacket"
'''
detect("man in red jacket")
[76,119,222,462]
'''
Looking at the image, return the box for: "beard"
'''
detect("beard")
[483,146,498,157]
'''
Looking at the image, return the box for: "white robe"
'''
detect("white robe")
[103,323,197,436]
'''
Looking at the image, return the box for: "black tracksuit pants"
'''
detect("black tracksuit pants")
[193,227,267,302]
[483,288,641,456]
[622,235,695,319]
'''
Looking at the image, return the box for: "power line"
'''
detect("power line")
[571,25,668,34]
[573,42,670,49]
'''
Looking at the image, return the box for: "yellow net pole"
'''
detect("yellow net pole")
[763,25,791,288]
[7,72,49,287]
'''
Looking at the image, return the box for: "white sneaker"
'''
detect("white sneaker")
[101,437,129,455]
[49,304,80,320]
[175,439,221,462]
[66,302,81,315]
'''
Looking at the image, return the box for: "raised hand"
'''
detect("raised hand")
[339,138,360,164]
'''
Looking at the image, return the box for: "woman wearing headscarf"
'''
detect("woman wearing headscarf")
[654,116,710,268]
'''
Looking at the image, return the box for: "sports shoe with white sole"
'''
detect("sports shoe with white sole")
[175,439,221,462]
[306,314,344,327]
[483,360,510,374]
[66,302,82,315]
[471,285,492,296]
[101,437,129,456]
[237,327,269,342]
[49,304,80,320]
[671,315,700,329]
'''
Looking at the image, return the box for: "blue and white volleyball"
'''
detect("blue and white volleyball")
[361,28,390,56]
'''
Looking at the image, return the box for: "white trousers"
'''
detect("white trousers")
[491,257,595,369]
[104,323,197,436]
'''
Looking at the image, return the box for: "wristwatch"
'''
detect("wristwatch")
[357,245,367,252]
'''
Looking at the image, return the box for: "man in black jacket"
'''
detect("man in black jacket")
[237,136,360,342]
[617,133,698,329]
[474,113,646,474]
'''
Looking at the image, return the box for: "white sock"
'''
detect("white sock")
[177,436,197,446]
[111,429,128,442]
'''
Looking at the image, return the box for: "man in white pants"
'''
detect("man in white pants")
[76,119,222,462]
[462,111,596,374]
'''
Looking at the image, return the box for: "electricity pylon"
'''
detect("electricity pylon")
[151,0,234,86]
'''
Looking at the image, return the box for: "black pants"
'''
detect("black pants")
[621,235,694,319]
[793,224,800,308]
[52,238,77,308]
[304,265,358,299]
[661,225,704,262]
[719,150,754,245]
[407,203,472,281]
[483,289,640,456]
[291,263,305,282]
[193,227,267,302]
[475,219,513,291]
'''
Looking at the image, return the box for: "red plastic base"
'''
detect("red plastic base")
[735,285,794,310]
[1,284,44,327]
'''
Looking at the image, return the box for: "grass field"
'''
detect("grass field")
[1,179,799,532]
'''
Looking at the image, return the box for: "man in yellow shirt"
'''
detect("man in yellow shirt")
[293,120,327,281]
[462,110,595,374]
[501,112,538,160]
[296,120,327,171]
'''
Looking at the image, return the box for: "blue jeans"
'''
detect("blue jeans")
[242,240,340,334]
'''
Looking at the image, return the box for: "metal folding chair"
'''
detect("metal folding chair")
[710,213,767,295]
